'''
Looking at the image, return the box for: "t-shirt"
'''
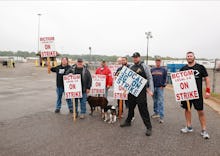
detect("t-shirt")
[50,65,71,88]
[180,63,208,96]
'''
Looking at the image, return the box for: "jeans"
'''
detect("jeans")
[105,87,109,98]
[75,93,87,114]
[56,87,73,110]
[153,87,164,119]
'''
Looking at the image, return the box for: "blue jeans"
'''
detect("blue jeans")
[153,87,164,119]
[103,87,109,98]
[75,93,87,114]
[56,87,73,110]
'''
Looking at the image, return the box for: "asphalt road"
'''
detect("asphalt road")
[0,63,220,156]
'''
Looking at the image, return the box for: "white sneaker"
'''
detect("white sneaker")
[159,118,164,124]
[151,114,160,119]
[201,130,210,139]
[181,126,194,133]
[131,117,135,122]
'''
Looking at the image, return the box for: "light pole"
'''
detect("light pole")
[37,13,41,53]
[89,46,92,63]
[145,31,153,65]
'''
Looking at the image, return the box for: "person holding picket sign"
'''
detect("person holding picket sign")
[115,57,131,117]
[120,52,154,136]
[180,52,211,139]
[65,58,92,119]
[95,60,113,98]
[50,57,73,113]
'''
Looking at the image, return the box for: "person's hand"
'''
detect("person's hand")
[205,88,211,99]
[107,86,110,89]
[147,89,153,96]
[160,86,164,90]
[204,92,210,99]
[86,89,90,94]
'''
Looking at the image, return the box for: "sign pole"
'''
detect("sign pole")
[73,98,76,122]
[47,57,51,74]
[186,100,191,112]
[119,99,123,120]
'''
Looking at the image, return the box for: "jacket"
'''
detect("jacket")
[129,61,154,93]
[65,65,92,93]
[95,66,113,87]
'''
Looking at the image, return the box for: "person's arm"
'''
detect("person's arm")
[204,76,211,99]
[106,69,113,88]
[163,68,168,87]
[144,65,154,96]
[86,70,92,94]
[95,68,99,74]
[50,66,57,72]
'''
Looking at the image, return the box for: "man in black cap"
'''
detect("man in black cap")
[120,52,154,136]
[66,58,92,119]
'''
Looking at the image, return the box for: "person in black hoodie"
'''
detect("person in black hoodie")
[51,57,73,113]
[65,58,92,119]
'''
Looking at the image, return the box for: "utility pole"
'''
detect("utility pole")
[145,31,153,65]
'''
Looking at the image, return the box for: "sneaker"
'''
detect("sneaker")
[54,109,60,113]
[79,114,85,119]
[159,118,164,124]
[120,121,131,127]
[151,114,160,119]
[145,129,152,136]
[180,126,194,133]
[131,117,135,122]
[201,130,210,139]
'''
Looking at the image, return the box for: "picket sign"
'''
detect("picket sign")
[90,74,106,95]
[115,66,147,97]
[63,74,82,121]
[171,69,199,111]
[40,37,57,58]
[109,65,121,77]
[112,76,128,119]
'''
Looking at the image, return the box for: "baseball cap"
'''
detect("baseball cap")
[77,58,83,62]
[132,52,141,58]
[155,56,162,61]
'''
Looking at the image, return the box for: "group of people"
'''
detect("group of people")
[51,51,211,139]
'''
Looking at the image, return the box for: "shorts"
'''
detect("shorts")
[181,98,204,111]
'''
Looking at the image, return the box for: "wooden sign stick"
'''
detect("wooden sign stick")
[73,99,76,122]
[186,100,191,111]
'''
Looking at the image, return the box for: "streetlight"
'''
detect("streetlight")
[145,31,153,65]
[37,13,41,53]
[89,46,92,63]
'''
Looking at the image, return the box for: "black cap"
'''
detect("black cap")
[77,58,83,62]
[132,52,140,58]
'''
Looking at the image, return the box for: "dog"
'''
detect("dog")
[104,105,117,124]
[87,96,108,117]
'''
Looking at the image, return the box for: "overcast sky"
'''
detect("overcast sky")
[0,1,220,59]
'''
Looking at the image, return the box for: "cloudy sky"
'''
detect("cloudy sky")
[0,1,220,59]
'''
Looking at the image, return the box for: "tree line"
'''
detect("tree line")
[0,50,196,62]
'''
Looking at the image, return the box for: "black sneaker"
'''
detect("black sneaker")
[145,129,152,136]
[120,121,131,127]
[69,110,73,113]
[55,109,60,113]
